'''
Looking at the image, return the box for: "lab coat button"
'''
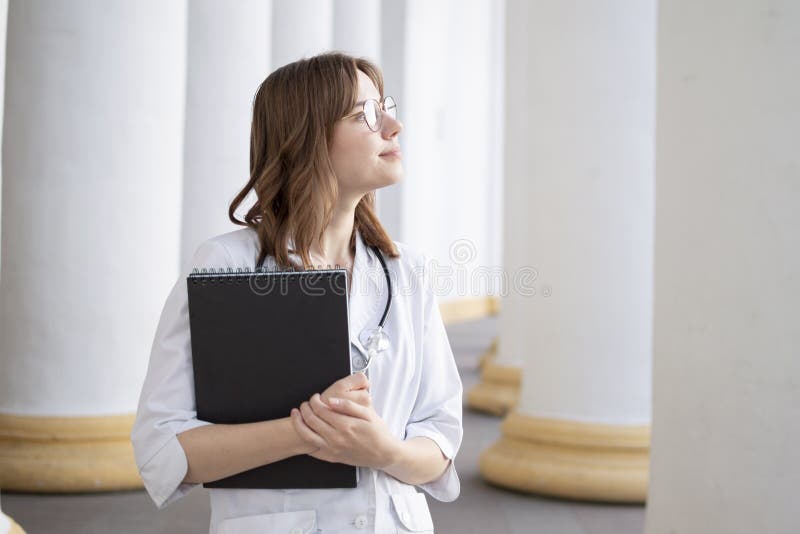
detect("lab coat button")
[290,528,303,534]
[354,514,368,528]
[400,510,410,522]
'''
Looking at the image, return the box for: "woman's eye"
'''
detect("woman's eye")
[356,113,367,122]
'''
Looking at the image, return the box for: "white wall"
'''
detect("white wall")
[272,0,333,68]
[645,1,800,532]
[333,0,381,61]
[0,0,7,276]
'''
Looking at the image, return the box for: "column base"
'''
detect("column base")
[439,296,500,325]
[0,413,142,492]
[1,512,26,534]
[477,337,498,370]
[467,358,521,416]
[479,411,649,503]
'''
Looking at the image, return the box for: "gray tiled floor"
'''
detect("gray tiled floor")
[2,317,645,533]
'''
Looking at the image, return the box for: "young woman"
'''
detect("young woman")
[131,51,463,534]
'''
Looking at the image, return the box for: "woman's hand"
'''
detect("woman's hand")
[288,372,372,458]
[290,392,401,470]
[319,372,371,408]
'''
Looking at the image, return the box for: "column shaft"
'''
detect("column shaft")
[0,0,187,491]
[645,2,800,532]
[479,0,656,502]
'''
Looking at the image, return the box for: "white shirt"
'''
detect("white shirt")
[131,227,463,534]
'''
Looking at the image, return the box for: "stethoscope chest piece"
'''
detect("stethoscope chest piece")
[352,325,390,372]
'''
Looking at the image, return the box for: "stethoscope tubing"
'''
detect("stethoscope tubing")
[370,244,392,330]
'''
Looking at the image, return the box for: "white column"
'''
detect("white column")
[0,0,187,491]
[645,2,800,533]
[375,0,407,237]
[181,0,271,272]
[333,0,380,61]
[479,0,655,502]
[271,0,333,68]
[392,0,504,329]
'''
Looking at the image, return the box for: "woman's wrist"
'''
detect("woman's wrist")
[381,436,449,486]
[273,416,318,457]
[380,436,406,471]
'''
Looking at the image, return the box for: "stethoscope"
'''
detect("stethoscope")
[352,245,392,373]
[256,244,392,374]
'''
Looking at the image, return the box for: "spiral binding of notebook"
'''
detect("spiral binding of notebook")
[188,265,349,285]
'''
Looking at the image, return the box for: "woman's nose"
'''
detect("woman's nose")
[382,114,402,138]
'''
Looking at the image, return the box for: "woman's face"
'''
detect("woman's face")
[329,70,404,200]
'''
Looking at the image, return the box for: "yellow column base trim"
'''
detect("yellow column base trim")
[439,296,500,325]
[467,359,521,416]
[477,336,499,370]
[2,513,26,534]
[0,413,143,492]
[479,411,650,503]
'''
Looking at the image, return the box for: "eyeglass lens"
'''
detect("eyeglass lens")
[364,96,397,131]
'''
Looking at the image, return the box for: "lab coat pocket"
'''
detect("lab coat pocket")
[391,491,434,533]
[216,509,317,534]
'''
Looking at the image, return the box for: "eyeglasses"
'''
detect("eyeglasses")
[341,96,397,132]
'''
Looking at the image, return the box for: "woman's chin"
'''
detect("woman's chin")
[370,168,404,188]
[385,171,404,186]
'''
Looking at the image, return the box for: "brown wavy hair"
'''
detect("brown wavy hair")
[228,51,400,270]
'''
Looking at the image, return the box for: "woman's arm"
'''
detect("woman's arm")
[178,416,315,484]
[382,436,450,486]
[178,373,372,484]
[289,394,448,487]
[397,252,464,501]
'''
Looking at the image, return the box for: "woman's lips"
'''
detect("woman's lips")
[379,149,402,159]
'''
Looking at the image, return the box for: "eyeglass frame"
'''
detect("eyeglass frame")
[341,96,397,132]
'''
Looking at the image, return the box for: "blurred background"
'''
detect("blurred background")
[0,1,797,533]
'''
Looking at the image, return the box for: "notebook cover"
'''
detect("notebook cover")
[186,268,357,489]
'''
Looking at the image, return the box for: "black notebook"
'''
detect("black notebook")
[186,267,358,489]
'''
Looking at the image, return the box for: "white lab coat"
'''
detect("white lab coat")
[131,226,463,534]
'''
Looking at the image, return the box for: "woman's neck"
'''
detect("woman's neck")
[307,206,357,269]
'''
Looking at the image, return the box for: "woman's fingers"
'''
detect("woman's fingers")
[327,396,372,421]
[321,388,371,408]
[351,389,372,407]
[300,397,338,441]
[326,373,367,396]
[343,371,370,391]
[322,373,370,404]
[309,393,354,428]
[290,408,326,448]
